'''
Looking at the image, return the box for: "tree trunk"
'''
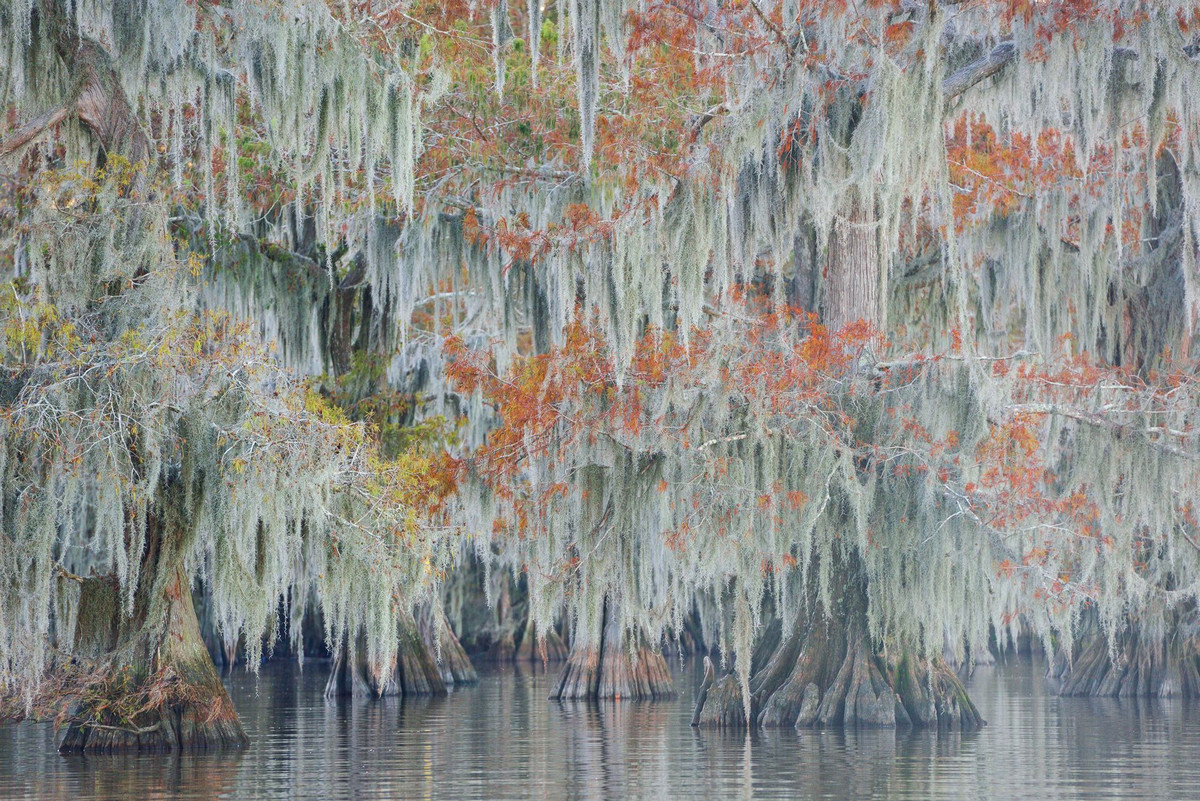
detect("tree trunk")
[325,630,397,698]
[824,195,882,331]
[56,511,248,752]
[943,628,997,677]
[196,590,243,676]
[1050,617,1200,698]
[396,609,448,695]
[697,187,892,730]
[485,576,518,661]
[514,618,570,663]
[692,193,985,730]
[550,597,674,701]
[25,0,243,749]
[324,609,451,698]
[693,557,982,730]
[419,611,479,687]
[24,0,151,163]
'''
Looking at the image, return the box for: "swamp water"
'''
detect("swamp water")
[2,655,1199,800]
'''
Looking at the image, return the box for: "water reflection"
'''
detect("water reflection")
[2,655,1199,800]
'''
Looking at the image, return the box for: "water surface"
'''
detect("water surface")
[2,655,1198,800]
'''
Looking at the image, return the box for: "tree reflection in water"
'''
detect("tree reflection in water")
[2,656,1199,800]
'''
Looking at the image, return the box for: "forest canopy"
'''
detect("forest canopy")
[1,0,1198,747]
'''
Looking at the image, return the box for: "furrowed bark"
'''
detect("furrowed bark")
[56,497,248,752]
[1050,616,1200,698]
[324,609,451,699]
[825,195,882,332]
[485,576,518,661]
[420,612,479,687]
[15,0,152,163]
[514,618,570,663]
[550,597,674,701]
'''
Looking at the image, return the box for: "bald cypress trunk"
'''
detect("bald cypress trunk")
[1050,612,1200,698]
[693,557,982,730]
[691,201,982,729]
[550,597,674,701]
[56,503,248,752]
[324,609,450,698]
[514,618,570,663]
[485,576,518,661]
[825,196,882,332]
[420,612,479,687]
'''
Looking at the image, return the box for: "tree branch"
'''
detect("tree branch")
[943,40,1016,101]
[0,104,71,158]
[1010,403,1199,463]
[36,0,151,161]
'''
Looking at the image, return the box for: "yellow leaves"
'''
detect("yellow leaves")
[117,328,146,354]
[34,156,154,220]
[185,252,205,279]
[1,286,82,364]
[303,388,351,425]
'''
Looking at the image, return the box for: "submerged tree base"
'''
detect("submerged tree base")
[325,609,474,698]
[55,570,249,753]
[514,620,570,663]
[694,613,983,730]
[1050,626,1200,697]
[550,599,674,701]
[425,613,480,687]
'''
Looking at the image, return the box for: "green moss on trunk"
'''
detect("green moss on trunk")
[56,565,248,752]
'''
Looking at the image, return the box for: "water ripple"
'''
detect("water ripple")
[2,656,1199,800]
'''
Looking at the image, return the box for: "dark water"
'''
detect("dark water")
[2,655,1199,800]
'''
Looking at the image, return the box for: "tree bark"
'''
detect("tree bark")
[485,576,518,661]
[18,0,152,163]
[693,567,982,730]
[56,505,248,752]
[420,611,480,687]
[1050,615,1200,698]
[550,597,674,701]
[324,609,451,698]
[514,618,570,663]
[824,195,882,332]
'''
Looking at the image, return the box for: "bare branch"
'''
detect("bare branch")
[0,104,71,158]
[943,40,1017,101]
